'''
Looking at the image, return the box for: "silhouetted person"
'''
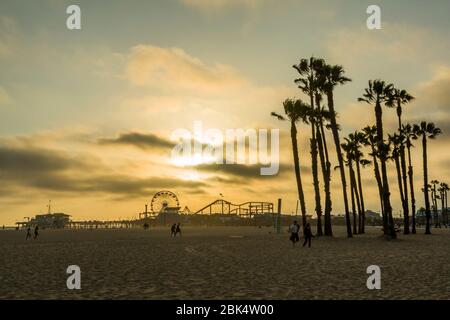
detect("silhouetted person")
[175,223,182,237]
[288,220,300,247]
[26,227,32,240]
[34,226,39,240]
[170,223,177,237]
[303,223,313,248]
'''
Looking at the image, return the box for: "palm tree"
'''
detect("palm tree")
[387,88,414,234]
[430,180,440,228]
[413,121,442,234]
[358,80,396,238]
[402,123,417,233]
[439,182,449,226]
[352,131,369,234]
[342,137,360,234]
[362,125,385,225]
[316,63,353,237]
[314,93,333,236]
[389,133,409,234]
[293,57,323,235]
[271,99,310,228]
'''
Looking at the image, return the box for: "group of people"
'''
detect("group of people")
[170,223,182,237]
[288,221,313,248]
[26,225,39,240]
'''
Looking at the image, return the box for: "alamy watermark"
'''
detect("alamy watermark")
[66,265,81,290]
[366,265,381,290]
[170,121,280,176]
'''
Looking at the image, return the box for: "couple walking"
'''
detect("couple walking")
[171,223,182,237]
[288,221,313,248]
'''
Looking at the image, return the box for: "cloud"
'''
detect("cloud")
[0,146,87,173]
[179,0,263,11]
[99,132,174,150]
[0,86,11,105]
[412,66,450,117]
[0,145,206,197]
[126,45,247,92]
[0,16,18,57]
[191,162,307,179]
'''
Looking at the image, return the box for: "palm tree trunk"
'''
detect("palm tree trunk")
[397,109,410,234]
[320,123,333,234]
[422,135,431,234]
[375,102,396,238]
[326,90,352,237]
[317,98,333,236]
[399,145,410,234]
[394,154,406,233]
[406,142,416,234]
[351,162,361,234]
[441,190,445,227]
[348,160,358,234]
[433,185,439,228]
[371,147,386,229]
[355,160,366,233]
[310,123,323,236]
[291,122,307,228]
[316,122,329,236]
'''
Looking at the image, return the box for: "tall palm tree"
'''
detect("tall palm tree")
[271,99,310,228]
[389,133,409,234]
[293,57,323,235]
[352,131,368,234]
[314,93,333,236]
[439,182,449,226]
[358,80,396,238]
[413,121,442,234]
[316,64,353,237]
[387,88,414,234]
[430,180,440,228]
[342,138,360,234]
[362,125,385,225]
[402,123,417,233]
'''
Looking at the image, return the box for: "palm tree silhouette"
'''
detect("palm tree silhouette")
[389,133,409,234]
[341,136,360,235]
[387,88,414,234]
[362,125,385,223]
[402,123,418,233]
[314,94,333,236]
[430,180,440,228]
[439,182,449,225]
[352,131,368,234]
[293,57,323,236]
[271,98,309,228]
[413,121,442,234]
[358,80,396,238]
[316,63,352,237]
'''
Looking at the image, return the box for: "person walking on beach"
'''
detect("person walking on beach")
[170,223,177,237]
[288,220,300,247]
[33,225,39,240]
[303,223,313,248]
[175,222,182,237]
[26,227,32,240]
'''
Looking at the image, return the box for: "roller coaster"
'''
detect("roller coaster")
[138,191,274,220]
[194,199,274,218]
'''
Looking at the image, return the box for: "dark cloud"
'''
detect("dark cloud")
[0,145,206,198]
[191,162,305,179]
[98,132,174,150]
[0,146,86,173]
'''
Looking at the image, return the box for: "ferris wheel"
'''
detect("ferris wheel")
[150,190,180,213]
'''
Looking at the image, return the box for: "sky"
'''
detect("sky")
[0,0,449,225]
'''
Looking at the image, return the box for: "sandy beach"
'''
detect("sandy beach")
[0,226,448,300]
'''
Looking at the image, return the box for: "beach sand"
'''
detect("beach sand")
[0,226,448,299]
